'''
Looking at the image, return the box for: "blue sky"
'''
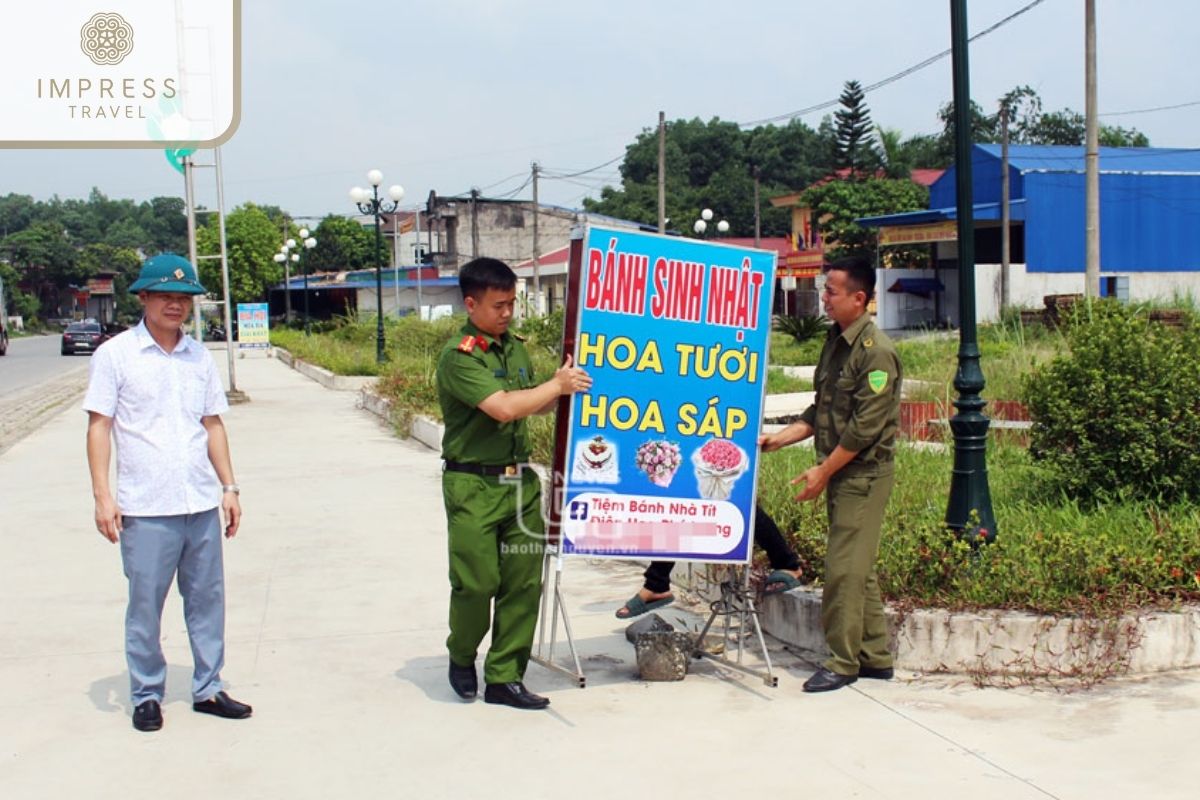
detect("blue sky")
[1,0,1195,222]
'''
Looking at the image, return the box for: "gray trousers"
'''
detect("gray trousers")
[120,509,226,705]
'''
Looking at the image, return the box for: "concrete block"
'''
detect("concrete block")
[623,612,673,644]
[634,631,694,681]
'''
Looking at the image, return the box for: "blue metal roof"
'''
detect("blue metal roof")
[277,268,458,291]
[888,144,1200,274]
[859,199,1026,227]
[979,144,1200,175]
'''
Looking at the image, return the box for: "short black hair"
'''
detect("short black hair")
[458,257,517,300]
[824,255,876,301]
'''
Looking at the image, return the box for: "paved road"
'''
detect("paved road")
[0,334,90,454]
[0,333,89,399]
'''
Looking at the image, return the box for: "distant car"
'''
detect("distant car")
[61,321,104,355]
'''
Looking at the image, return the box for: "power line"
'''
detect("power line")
[738,0,1048,128]
[1100,99,1200,117]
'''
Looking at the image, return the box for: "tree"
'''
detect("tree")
[195,203,284,304]
[833,80,879,174]
[1,220,81,313]
[876,126,911,178]
[799,178,928,259]
[307,214,377,273]
[582,116,836,237]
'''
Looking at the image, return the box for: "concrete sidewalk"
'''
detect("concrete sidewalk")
[0,352,1194,799]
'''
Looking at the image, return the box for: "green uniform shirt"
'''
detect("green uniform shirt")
[799,313,902,476]
[436,321,537,465]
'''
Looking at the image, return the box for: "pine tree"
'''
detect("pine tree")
[834,80,878,175]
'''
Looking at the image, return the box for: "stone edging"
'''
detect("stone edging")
[761,587,1200,675]
[274,347,379,392]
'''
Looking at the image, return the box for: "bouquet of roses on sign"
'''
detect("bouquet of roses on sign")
[635,440,683,488]
[691,438,748,500]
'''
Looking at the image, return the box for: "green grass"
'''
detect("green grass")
[765,368,812,394]
[757,442,1200,615]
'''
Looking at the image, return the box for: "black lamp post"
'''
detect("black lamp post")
[298,228,317,334]
[350,171,405,363]
[945,0,997,542]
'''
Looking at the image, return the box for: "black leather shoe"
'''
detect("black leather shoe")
[449,661,478,700]
[192,691,252,719]
[803,667,858,693]
[132,700,162,732]
[483,682,550,710]
[859,665,894,680]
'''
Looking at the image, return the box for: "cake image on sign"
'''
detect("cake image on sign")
[571,435,619,484]
[691,438,749,500]
[635,439,682,488]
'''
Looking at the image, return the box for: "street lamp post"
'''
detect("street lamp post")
[298,228,317,334]
[350,170,405,363]
[946,0,997,542]
[692,208,730,237]
[273,240,299,324]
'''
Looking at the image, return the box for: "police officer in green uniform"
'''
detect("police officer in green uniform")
[437,257,591,710]
[759,255,902,693]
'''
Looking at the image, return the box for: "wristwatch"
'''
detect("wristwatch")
[222,483,240,495]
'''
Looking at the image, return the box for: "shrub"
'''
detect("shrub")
[1022,300,1200,503]
[772,313,829,344]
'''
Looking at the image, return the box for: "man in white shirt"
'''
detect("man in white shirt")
[84,253,250,732]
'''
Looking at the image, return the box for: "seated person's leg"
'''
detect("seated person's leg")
[753,505,803,594]
[615,561,675,618]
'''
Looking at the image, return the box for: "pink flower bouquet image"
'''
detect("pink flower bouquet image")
[635,440,683,487]
[691,438,748,500]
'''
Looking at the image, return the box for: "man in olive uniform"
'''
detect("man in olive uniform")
[759,255,902,693]
[437,257,591,710]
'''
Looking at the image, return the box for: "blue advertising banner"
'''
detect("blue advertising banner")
[560,226,777,563]
[236,302,269,349]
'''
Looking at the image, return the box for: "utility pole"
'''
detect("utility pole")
[753,165,762,247]
[469,187,480,258]
[182,156,201,341]
[1084,0,1101,297]
[414,205,424,319]
[531,161,541,312]
[1000,105,1011,312]
[657,111,666,234]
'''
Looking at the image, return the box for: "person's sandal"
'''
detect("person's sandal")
[763,569,803,595]
[614,593,674,619]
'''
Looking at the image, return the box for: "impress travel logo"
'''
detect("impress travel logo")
[80,12,135,66]
[0,1,241,148]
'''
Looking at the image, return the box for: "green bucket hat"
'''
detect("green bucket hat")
[129,253,207,295]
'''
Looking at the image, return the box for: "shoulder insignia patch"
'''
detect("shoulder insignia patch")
[868,369,888,394]
[456,335,476,353]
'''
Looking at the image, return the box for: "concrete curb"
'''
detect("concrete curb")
[761,587,1200,675]
[274,347,378,392]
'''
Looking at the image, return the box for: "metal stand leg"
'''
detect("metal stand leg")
[692,566,777,687]
[531,547,586,688]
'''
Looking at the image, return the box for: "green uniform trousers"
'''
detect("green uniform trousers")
[443,469,545,684]
[822,471,895,676]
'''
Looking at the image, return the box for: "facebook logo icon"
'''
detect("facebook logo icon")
[568,501,588,521]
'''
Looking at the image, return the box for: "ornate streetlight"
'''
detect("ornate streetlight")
[946,0,997,542]
[692,207,730,237]
[273,239,299,323]
[298,228,317,334]
[350,170,405,363]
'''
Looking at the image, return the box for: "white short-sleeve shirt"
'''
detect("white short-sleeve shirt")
[83,320,230,516]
